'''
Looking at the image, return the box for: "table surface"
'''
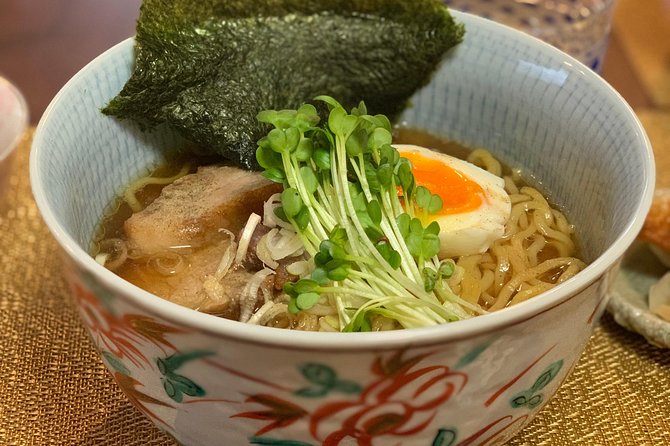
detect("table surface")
[1,1,669,445]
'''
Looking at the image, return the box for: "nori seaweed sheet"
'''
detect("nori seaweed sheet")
[103,0,464,169]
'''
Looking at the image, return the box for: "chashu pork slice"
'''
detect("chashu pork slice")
[121,165,280,318]
[638,111,670,265]
[119,244,254,319]
[125,165,280,256]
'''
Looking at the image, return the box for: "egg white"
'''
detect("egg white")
[395,144,512,258]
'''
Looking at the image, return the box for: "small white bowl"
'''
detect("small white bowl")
[0,76,28,197]
[30,11,653,446]
[608,241,670,348]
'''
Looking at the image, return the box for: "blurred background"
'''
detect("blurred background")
[0,0,668,124]
[0,0,141,123]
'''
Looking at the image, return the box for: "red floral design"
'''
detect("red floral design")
[112,371,173,426]
[233,394,308,436]
[68,274,183,368]
[71,282,146,365]
[309,351,467,446]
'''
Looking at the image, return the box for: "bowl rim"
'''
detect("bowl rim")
[30,11,655,351]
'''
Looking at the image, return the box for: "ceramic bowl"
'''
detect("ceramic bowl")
[30,12,653,446]
[0,76,28,198]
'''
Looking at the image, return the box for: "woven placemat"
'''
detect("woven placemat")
[1,131,669,445]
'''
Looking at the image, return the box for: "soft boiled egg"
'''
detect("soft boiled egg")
[394,144,511,258]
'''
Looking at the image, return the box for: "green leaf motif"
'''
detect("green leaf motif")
[333,380,363,394]
[294,363,362,398]
[163,377,205,403]
[432,428,458,446]
[454,341,492,370]
[156,351,214,403]
[301,363,336,386]
[527,394,543,409]
[510,359,563,410]
[531,360,564,393]
[102,351,131,376]
[293,386,329,398]
[510,391,531,409]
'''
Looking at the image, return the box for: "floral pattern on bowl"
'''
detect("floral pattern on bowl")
[65,254,608,446]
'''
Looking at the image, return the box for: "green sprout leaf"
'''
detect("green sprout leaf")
[364,161,381,192]
[329,226,348,246]
[311,267,329,285]
[294,207,310,230]
[343,310,372,332]
[366,200,382,226]
[273,206,288,222]
[295,138,314,161]
[300,166,319,194]
[262,167,286,183]
[288,298,300,314]
[376,164,392,188]
[297,292,321,310]
[328,266,349,281]
[285,127,301,152]
[294,279,318,294]
[327,107,348,135]
[313,147,331,171]
[380,144,399,165]
[428,194,443,214]
[422,267,438,292]
[346,127,368,157]
[256,142,283,169]
[268,128,288,153]
[425,221,440,236]
[314,95,343,110]
[439,259,456,278]
[376,242,401,269]
[416,186,431,209]
[421,233,440,259]
[397,159,415,196]
[296,103,320,130]
[368,127,392,151]
[281,188,303,218]
[397,213,411,239]
[351,100,367,116]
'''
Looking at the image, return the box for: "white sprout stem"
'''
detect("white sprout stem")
[379,189,424,284]
[347,270,410,298]
[234,213,262,264]
[289,156,336,235]
[350,156,419,280]
[283,154,329,242]
[333,135,442,305]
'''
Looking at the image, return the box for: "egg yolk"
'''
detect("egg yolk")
[402,150,483,215]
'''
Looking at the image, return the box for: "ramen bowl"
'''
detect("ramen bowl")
[30,12,653,446]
